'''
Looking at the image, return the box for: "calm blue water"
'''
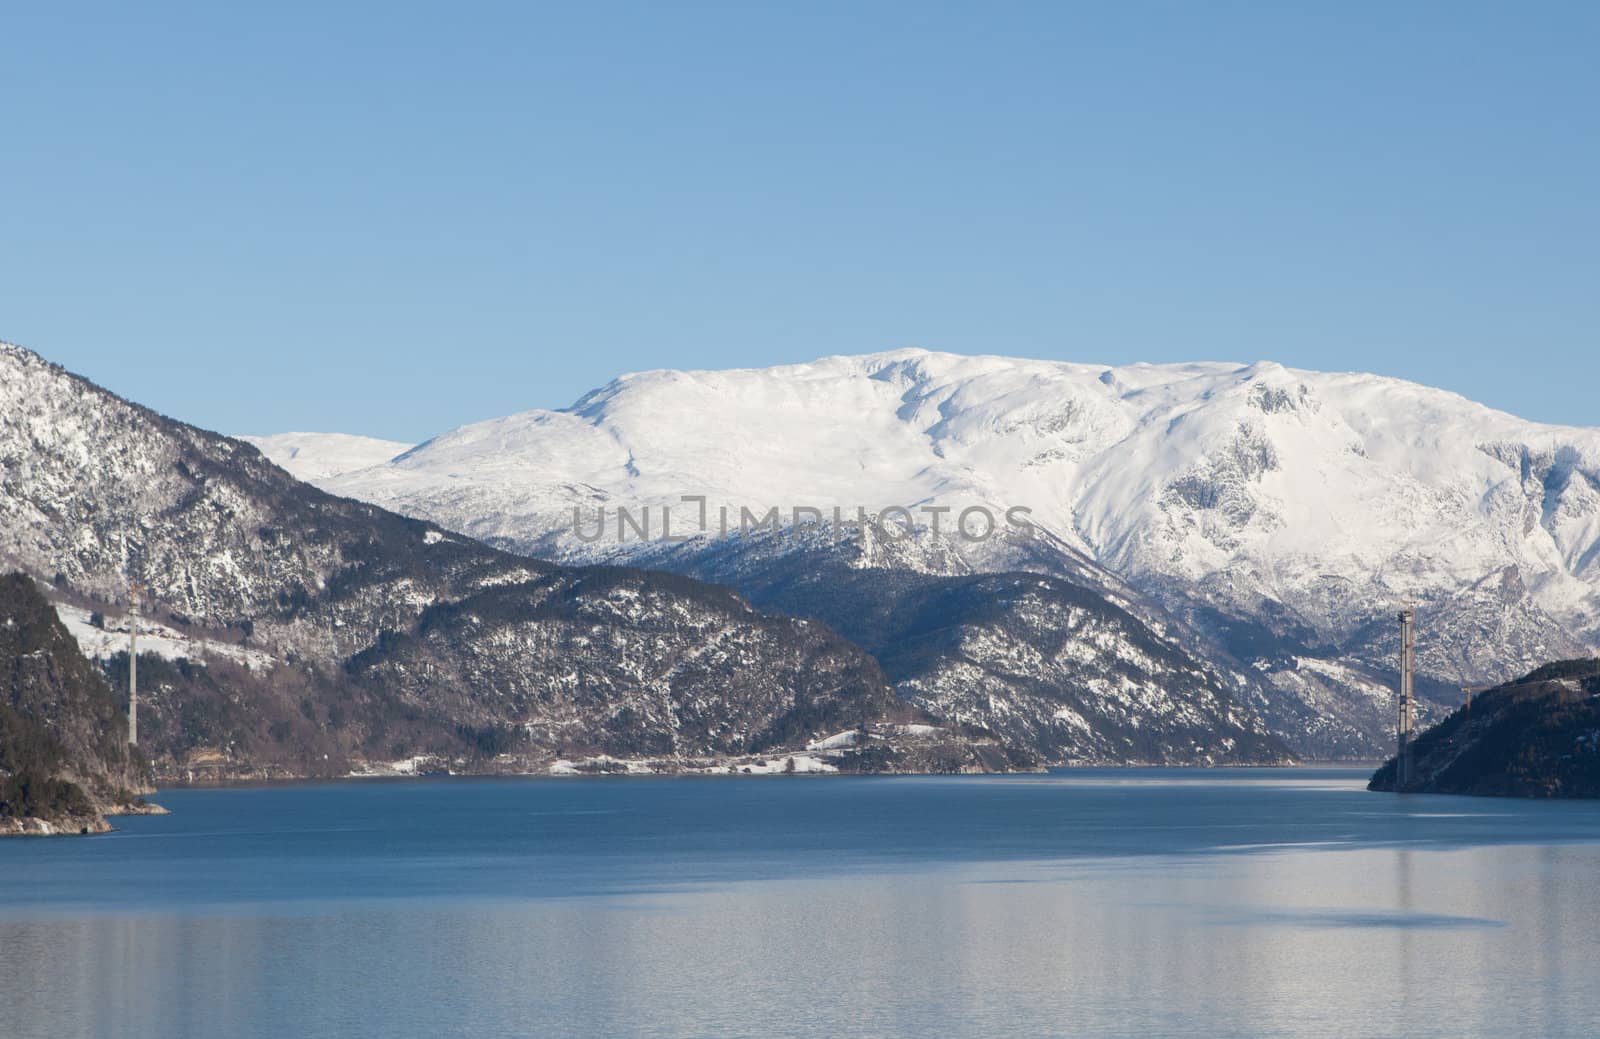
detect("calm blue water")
[2,768,1598,1038]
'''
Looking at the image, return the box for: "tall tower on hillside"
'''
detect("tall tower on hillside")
[128,586,140,747]
[1396,608,1415,786]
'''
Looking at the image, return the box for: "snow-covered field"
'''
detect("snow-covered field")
[55,602,276,670]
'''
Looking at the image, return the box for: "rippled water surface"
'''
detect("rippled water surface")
[3,768,1598,1038]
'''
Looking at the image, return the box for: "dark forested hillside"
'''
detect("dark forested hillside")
[1369,660,1600,797]
[650,533,1292,765]
[1,572,151,834]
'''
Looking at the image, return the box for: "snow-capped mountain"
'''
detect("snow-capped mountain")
[267,349,1600,755]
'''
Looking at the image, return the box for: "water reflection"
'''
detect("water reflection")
[2,772,1598,1038]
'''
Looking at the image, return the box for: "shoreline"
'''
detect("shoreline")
[149,760,1379,792]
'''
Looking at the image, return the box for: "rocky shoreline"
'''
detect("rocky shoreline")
[0,798,168,837]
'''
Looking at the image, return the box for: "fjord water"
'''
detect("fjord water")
[2,770,1597,1039]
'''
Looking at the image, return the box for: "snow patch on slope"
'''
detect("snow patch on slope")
[55,603,276,670]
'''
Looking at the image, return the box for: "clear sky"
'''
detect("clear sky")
[3,2,1597,442]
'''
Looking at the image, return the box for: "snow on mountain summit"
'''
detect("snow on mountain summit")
[269,349,1600,688]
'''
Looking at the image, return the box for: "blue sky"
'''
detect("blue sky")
[3,2,1596,441]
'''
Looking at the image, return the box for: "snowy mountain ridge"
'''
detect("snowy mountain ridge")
[240,432,412,483]
[268,348,1600,707]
